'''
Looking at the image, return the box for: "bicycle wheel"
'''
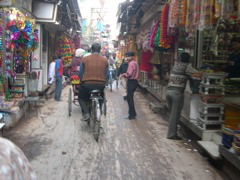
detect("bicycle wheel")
[68,88,72,116]
[109,78,113,92]
[90,100,96,128]
[103,97,107,116]
[116,79,119,89]
[93,100,101,142]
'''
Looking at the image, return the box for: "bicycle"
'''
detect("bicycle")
[108,69,114,92]
[87,89,106,142]
[116,77,119,89]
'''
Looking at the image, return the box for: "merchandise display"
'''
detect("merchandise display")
[140,50,152,73]
[185,0,196,37]
[160,4,172,49]
[55,34,76,65]
[199,0,214,30]
[198,73,226,131]
[0,8,38,111]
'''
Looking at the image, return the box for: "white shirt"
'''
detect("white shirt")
[83,53,91,57]
[48,61,56,84]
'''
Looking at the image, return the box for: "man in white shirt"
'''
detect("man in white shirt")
[83,48,91,57]
[46,56,56,99]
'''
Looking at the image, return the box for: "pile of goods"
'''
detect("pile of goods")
[70,76,80,85]
[233,134,240,155]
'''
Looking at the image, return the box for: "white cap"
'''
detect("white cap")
[75,48,85,57]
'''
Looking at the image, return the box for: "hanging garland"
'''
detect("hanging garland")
[55,34,76,65]
[0,11,3,68]
[179,0,187,26]
[168,0,180,28]
[159,4,172,49]
[149,21,160,48]
[199,0,214,30]
[169,0,188,28]
[154,23,161,47]
[185,0,196,36]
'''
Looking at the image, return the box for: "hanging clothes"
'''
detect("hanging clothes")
[140,50,153,73]
[150,50,161,64]
[149,21,160,48]
[199,0,215,30]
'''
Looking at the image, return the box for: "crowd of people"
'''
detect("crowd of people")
[0,42,211,179]
[46,43,199,139]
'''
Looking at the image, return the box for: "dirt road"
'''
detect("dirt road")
[6,85,226,180]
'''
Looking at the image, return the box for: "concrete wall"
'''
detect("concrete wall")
[2,103,29,129]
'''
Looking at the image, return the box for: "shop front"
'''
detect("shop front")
[0,5,39,127]
[117,1,174,103]
[118,0,240,172]
[164,0,240,170]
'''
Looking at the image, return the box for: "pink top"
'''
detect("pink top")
[123,60,139,80]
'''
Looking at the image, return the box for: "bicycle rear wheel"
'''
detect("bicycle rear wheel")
[116,79,119,89]
[110,79,112,92]
[103,97,107,116]
[93,100,101,142]
[68,88,72,116]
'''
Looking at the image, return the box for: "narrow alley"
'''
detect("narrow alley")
[5,84,227,180]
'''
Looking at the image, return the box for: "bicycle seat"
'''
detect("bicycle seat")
[90,90,101,94]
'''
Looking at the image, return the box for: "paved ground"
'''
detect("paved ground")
[6,84,228,180]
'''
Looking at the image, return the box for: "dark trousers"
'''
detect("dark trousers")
[127,80,138,117]
[78,83,105,115]
[55,76,62,101]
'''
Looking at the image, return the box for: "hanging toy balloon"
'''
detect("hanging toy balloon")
[10,31,21,40]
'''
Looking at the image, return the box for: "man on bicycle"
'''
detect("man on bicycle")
[78,43,109,121]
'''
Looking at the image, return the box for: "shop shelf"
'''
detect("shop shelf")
[199,112,224,122]
[200,95,224,104]
[198,120,223,131]
[201,73,225,85]
[10,90,24,93]
[203,60,227,64]
[200,84,225,95]
[199,101,224,114]
[198,117,223,124]
[13,84,25,87]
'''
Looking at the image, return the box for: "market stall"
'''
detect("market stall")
[130,6,175,102]
[164,0,240,166]
[0,7,38,126]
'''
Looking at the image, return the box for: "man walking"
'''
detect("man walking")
[46,56,56,99]
[78,43,109,121]
[167,52,199,140]
[118,58,129,100]
[55,55,63,101]
[122,51,139,120]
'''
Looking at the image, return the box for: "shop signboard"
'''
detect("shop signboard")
[0,0,13,6]
[33,1,58,23]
